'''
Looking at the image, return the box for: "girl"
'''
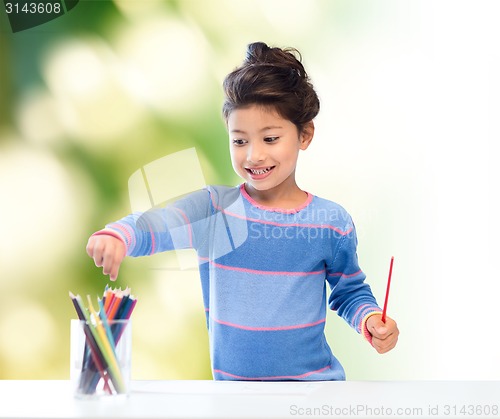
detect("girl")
[87,42,399,381]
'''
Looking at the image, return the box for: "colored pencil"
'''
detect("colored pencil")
[381,256,394,323]
[107,291,123,320]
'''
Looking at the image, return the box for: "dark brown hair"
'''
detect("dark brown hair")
[222,42,320,133]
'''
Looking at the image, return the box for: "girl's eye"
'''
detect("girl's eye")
[232,139,247,146]
[264,137,279,143]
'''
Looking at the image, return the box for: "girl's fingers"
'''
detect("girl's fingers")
[102,246,120,274]
[369,316,399,354]
[89,238,105,267]
[373,339,396,354]
[106,242,126,280]
[109,264,120,281]
[87,235,125,280]
[372,329,399,354]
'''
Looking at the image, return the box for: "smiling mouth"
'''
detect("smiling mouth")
[246,166,275,175]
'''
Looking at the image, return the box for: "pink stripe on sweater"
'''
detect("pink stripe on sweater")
[198,256,325,277]
[328,269,362,278]
[214,365,330,381]
[208,187,352,236]
[213,317,326,331]
[107,224,132,247]
[214,208,352,236]
[239,184,313,214]
[352,303,372,320]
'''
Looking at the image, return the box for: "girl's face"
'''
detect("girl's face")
[227,105,313,196]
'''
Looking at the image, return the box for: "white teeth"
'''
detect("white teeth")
[249,167,272,175]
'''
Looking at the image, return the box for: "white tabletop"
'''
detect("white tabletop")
[0,380,499,418]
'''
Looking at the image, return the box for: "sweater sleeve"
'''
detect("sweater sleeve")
[326,217,382,340]
[100,188,213,257]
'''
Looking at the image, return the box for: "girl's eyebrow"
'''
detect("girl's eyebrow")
[230,126,283,134]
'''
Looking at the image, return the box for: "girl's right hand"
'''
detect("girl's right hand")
[86,234,126,281]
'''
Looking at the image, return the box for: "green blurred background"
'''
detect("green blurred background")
[1,0,498,381]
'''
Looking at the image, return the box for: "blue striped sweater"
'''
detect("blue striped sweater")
[104,184,381,380]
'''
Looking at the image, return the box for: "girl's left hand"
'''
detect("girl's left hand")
[366,314,399,354]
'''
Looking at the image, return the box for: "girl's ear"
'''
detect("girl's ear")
[299,121,315,150]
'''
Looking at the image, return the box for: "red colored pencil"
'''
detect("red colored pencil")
[381,256,394,323]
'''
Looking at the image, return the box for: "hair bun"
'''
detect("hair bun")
[245,42,270,64]
[223,42,320,131]
[244,42,305,79]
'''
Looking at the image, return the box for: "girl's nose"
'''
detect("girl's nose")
[247,143,265,163]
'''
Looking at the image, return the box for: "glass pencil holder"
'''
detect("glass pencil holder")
[70,319,131,398]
